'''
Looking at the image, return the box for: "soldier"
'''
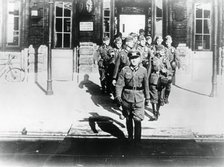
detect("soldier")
[112,36,134,86]
[148,45,172,120]
[139,29,145,37]
[109,37,123,98]
[145,35,153,49]
[137,35,153,72]
[129,33,138,49]
[97,36,113,93]
[115,50,150,142]
[164,35,180,104]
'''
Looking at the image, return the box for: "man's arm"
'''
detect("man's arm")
[113,52,122,79]
[115,68,125,100]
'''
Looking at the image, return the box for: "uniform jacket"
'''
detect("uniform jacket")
[112,48,130,79]
[149,53,172,85]
[164,46,180,69]
[98,45,113,67]
[116,65,150,103]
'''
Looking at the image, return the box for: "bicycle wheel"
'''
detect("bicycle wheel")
[5,68,25,82]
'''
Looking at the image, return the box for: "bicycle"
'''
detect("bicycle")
[0,54,25,82]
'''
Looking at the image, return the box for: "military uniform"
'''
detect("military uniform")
[97,44,113,92]
[112,48,130,80]
[164,45,180,103]
[148,45,172,119]
[116,51,150,141]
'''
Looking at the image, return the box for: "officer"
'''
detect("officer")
[164,35,180,103]
[115,50,150,142]
[112,36,134,86]
[97,36,113,93]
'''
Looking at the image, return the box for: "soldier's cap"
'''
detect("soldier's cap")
[114,37,122,43]
[165,35,172,41]
[138,35,146,41]
[154,35,163,42]
[155,45,164,51]
[103,36,110,41]
[125,36,133,43]
[129,32,138,38]
[139,29,145,33]
[146,35,152,40]
[128,50,141,59]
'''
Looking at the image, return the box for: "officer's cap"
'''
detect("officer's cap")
[103,36,110,41]
[128,50,141,59]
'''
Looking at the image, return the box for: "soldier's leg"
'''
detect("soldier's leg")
[132,101,144,142]
[149,85,159,120]
[122,100,133,139]
[134,120,141,142]
[165,82,171,104]
[126,115,133,140]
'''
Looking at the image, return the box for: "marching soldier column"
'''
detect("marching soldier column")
[96,31,180,141]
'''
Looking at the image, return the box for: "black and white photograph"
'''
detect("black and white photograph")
[0,0,224,166]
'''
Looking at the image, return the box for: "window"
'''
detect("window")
[54,2,72,48]
[7,0,20,46]
[103,0,111,38]
[194,3,211,50]
[0,0,21,49]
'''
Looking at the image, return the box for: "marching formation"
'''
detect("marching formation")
[96,30,180,142]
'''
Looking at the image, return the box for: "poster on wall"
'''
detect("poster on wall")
[80,22,93,31]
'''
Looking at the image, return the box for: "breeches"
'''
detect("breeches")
[122,100,144,121]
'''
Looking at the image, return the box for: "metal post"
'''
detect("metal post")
[46,0,53,95]
[210,0,218,97]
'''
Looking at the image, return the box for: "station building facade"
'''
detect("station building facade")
[0,0,223,80]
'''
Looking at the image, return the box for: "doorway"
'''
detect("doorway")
[119,15,145,37]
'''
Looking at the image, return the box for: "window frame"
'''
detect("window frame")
[0,0,22,51]
[102,0,111,39]
[54,1,73,49]
[194,2,212,51]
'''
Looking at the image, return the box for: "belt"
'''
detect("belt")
[124,86,143,90]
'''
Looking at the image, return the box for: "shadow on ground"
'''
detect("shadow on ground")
[78,74,155,121]
[79,112,126,139]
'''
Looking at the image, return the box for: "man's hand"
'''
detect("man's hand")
[112,79,116,86]
[145,99,150,107]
